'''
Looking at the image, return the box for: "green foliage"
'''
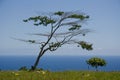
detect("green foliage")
[69,25,81,31]
[78,41,93,50]
[68,14,89,20]
[23,16,56,26]
[54,11,64,16]
[86,57,106,71]
[28,40,35,43]
[23,11,92,51]
[49,42,61,51]
[0,71,120,80]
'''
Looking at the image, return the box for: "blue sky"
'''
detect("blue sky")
[0,0,120,56]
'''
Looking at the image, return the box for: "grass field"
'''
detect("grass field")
[0,70,120,80]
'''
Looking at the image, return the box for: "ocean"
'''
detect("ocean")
[0,55,120,71]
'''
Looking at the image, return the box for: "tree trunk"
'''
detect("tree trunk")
[88,65,89,70]
[95,66,98,71]
[31,52,43,70]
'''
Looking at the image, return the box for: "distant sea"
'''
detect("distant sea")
[0,55,120,71]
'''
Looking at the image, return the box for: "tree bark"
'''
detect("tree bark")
[95,66,98,71]
[31,50,44,70]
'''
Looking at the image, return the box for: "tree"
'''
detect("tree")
[86,57,106,71]
[22,11,93,70]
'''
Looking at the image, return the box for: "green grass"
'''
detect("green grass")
[0,70,120,80]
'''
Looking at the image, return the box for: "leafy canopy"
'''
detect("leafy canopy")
[23,11,93,51]
[86,57,106,68]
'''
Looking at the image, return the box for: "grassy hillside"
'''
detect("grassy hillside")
[0,70,120,80]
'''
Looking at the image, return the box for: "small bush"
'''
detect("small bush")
[19,66,28,71]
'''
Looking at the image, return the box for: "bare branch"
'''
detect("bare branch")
[11,37,45,44]
[60,20,80,26]
[29,33,51,37]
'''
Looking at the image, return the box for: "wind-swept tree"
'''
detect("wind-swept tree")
[86,57,106,71]
[22,11,93,70]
